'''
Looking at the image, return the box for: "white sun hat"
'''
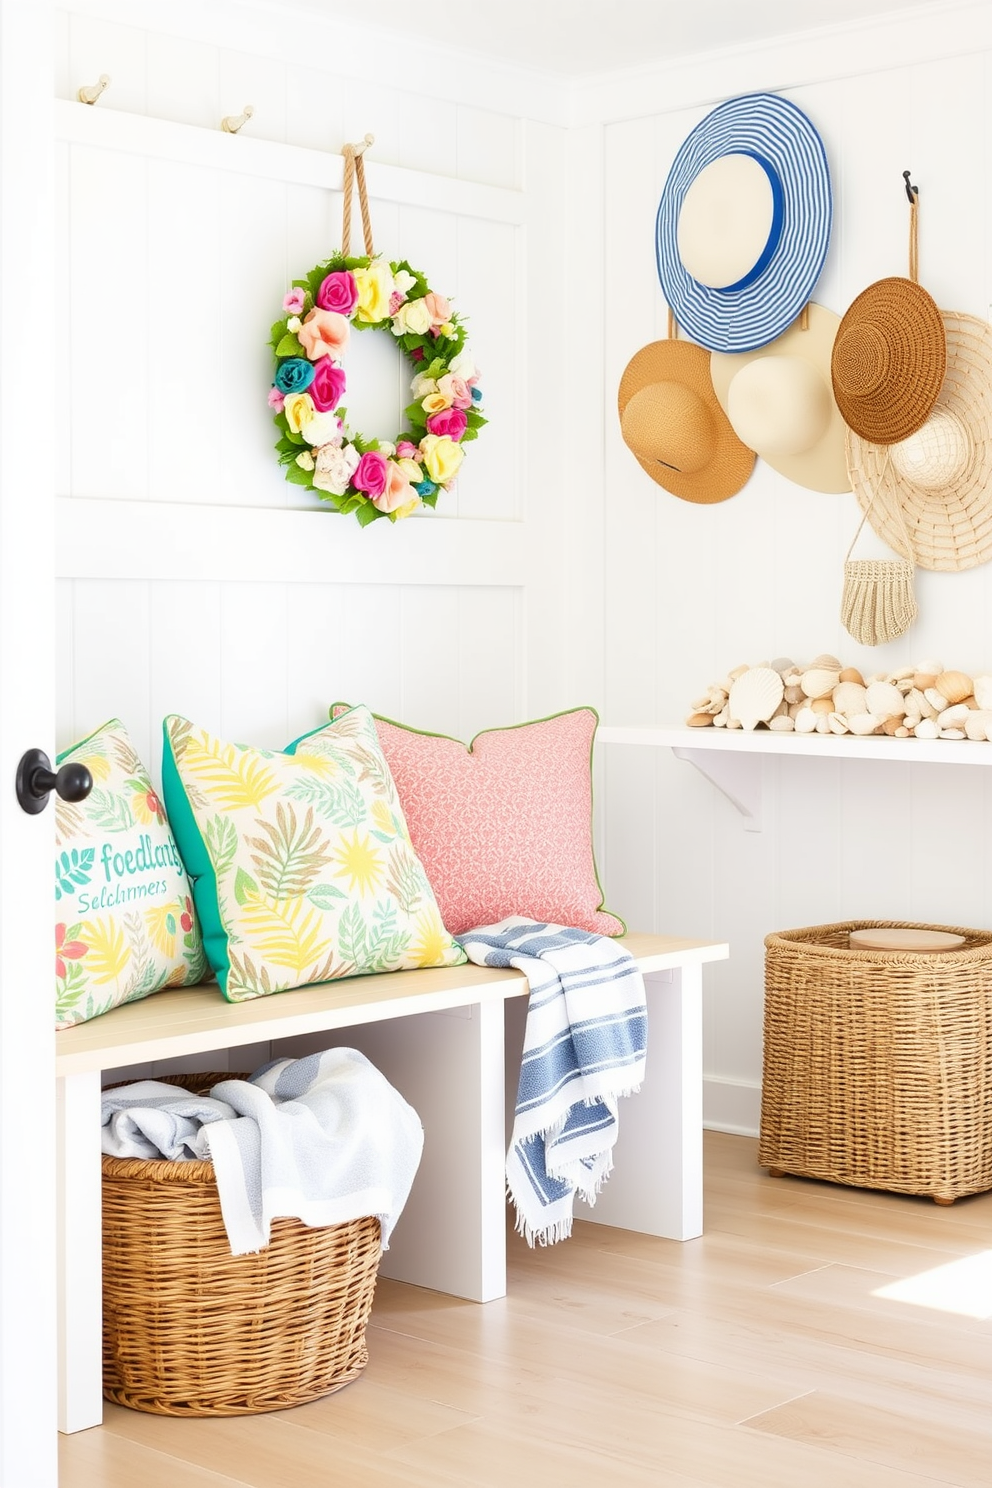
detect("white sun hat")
[709,303,850,493]
[656,92,832,354]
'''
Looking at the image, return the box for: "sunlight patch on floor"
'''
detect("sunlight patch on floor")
[872,1251,992,1318]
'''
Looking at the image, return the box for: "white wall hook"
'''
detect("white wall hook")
[77,74,110,105]
[221,104,254,134]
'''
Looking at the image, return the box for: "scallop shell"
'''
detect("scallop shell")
[838,667,865,685]
[728,667,785,731]
[768,715,795,732]
[914,718,939,739]
[810,653,843,670]
[865,681,905,721]
[936,670,973,705]
[832,682,868,717]
[828,712,849,734]
[848,712,882,736]
[801,667,841,699]
[973,675,992,710]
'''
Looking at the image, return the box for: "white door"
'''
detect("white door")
[0,2,59,1484]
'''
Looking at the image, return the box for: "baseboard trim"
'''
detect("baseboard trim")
[703,1075,760,1138]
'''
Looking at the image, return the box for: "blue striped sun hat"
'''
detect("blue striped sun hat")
[656,93,832,354]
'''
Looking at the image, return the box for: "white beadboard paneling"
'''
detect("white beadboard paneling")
[65,9,147,113]
[329,585,404,719]
[458,105,520,191]
[455,587,523,739]
[285,62,345,155]
[284,583,352,738]
[68,143,147,500]
[55,579,77,751]
[341,83,401,175]
[145,30,219,131]
[393,92,459,180]
[148,579,223,776]
[218,581,289,747]
[66,581,151,756]
[398,587,462,737]
[53,141,73,501]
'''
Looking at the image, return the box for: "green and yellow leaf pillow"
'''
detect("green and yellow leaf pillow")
[161,706,466,1003]
[55,719,208,1030]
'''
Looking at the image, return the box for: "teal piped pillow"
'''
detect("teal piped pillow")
[55,719,208,1029]
[161,706,466,1003]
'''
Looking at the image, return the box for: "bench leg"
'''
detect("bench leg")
[57,1070,104,1433]
[276,999,509,1303]
[582,964,703,1241]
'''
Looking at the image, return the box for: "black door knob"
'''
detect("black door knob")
[15,749,94,815]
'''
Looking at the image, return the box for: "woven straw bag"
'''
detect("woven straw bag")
[841,451,918,646]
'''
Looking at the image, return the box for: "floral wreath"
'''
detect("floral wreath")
[269,254,485,526]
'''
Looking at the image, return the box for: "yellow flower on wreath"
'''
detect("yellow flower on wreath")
[420,433,464,485]
[352,260,394,323]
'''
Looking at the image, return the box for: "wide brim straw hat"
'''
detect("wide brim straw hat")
[618,337,755,504]
[656,92,832,354]
[846,310,992,571]
[831,278,946,444]
[709,303,850,493]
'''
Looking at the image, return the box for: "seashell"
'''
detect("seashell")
[881,717,903,736]
[925,687,950,711]
[865,681,905,721]
[784,684,805,705]
[728,666,785,731]
[706,697,727,715]
[810,696,834,715]
[769,657,795,675]
[801,667,841,699]
[828,712,849,734]
[848,712,882,736]
[686,712,713,727]
[907,687,936,720]
[888,668,915,682]
[691,694,712,711]
[936,670,972,705]
[915,658,944,676]
[895,677,915,694]
[768,715,795,732]
[939,729,966,740]
[770,699,790,720]
[973,675,992,710]
[815,714,831,733]
[937,703,970,728]
[726,717,742,729]
[965,712,992,741]
[913,672,937,691]
[838,667,865,684]
[832,682,868,717]
[713,705,729,727]
[788,701,804,719]
[895,726,910,737]
[867,672,887,684]
[728,664,749,682]
[902,714,922,732]
[810,653,843,670]
[914,718,939,739]
[794,708,818,734]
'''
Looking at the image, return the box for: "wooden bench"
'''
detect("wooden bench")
[55,931,729,1433]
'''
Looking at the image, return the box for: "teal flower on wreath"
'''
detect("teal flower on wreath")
[274,357,315,394]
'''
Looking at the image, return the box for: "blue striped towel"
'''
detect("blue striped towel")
[459,917,647,1246]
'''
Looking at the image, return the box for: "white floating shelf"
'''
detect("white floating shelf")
[597,724,992,832]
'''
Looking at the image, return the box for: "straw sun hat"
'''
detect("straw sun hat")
[709,303,849,493]
[656,92,832,354]
[847,311,992,572]
[618,337,755,504]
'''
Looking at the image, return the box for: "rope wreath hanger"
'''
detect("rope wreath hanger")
[269,135,486,526]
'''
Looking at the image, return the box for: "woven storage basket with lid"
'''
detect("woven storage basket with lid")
[102,1072,381,1417]
[759,921,992,1204]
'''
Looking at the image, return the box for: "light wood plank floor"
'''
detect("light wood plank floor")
[60,1132,992,1486]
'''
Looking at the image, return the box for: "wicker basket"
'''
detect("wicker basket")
[759,921,992,1204]
[102,1072,382,1416]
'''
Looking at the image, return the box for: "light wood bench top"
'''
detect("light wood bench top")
[54,932,729,1077]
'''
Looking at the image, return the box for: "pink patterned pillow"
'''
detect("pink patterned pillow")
[330,704,624,937]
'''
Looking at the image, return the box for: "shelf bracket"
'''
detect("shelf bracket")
[672,745,762,831]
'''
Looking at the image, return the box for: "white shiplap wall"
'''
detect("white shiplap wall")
[596,3,992,1132]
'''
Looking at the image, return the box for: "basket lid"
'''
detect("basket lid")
[848,927,966,952]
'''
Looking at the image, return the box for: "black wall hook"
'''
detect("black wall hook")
[903,169,918,203]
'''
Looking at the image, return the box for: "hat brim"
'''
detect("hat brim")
[847,311,992,571]
[618,339,755,504]
[710,303,850,493]
[656,92,832,354]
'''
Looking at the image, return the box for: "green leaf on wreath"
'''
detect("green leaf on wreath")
[356,502,381,527]
[285,463,315,486]
[275,332,303,357]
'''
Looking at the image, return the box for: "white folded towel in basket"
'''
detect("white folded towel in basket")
[101,1047,423,1256]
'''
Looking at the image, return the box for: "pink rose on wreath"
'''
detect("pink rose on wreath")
[283,287,306,314]
[316,270,358,316]
[426,406,468,441]
[422,291,451,326]
[267,387,286,412]
[309,359,346,412]
[373,460,419,514]
[437,373,472,410]
[352,450,389,501]
[297,307,350,361]
[395,440,419,459]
